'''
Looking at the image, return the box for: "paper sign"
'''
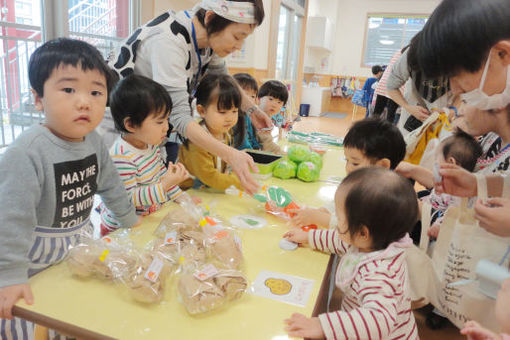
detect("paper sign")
[194,264,219,281]
[250,270,315,307]
[144,257,164,283]
[164,232,177,245]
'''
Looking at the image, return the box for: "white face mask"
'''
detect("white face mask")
[460,51,510,110]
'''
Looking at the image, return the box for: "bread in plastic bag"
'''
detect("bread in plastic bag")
[125,252,174,304]
[213,270,247,300]
[67,236,136,280]
[203,226,243,269]
[178,272,226,314]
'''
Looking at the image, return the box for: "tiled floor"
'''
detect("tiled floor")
[293,112,465,340]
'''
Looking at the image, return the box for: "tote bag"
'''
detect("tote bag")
[428,175,510,330]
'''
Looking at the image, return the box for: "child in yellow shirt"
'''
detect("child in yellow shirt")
[178,74,244,191]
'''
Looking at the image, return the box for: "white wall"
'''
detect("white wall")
[226,0,272,70]
[331,0,441,77]
[154,0,196,14]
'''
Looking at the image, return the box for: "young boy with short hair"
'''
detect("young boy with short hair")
[291,118,406,228]
[0,38,138,338]
[256,80,289,154]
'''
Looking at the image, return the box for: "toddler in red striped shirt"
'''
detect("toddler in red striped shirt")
[284,167,419,339]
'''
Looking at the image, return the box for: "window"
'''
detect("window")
[274,0,305,106]
[0,0,139,151]
[0,0,42,149]
[68,0,131,58]
[362,14,427,67]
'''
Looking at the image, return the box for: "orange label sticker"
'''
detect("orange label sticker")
[214,230,229,240]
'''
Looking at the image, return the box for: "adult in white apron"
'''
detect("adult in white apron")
[109,0,270,195]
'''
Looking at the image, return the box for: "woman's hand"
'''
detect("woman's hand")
[284,313,325,339]
[474,198,510,237]
[225,149,260,195]
[435,163,477,196]
[250,108,273,130]
[406,105,430,121]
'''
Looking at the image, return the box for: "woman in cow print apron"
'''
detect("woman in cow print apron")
[109,0,269,195]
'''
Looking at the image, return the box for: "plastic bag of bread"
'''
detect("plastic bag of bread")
[202,225,243,269]
[213,269,248,300]
[67,236,136,280]
[178,264,247,314]
[124,252,174,304]
[152,228,207,271]
[153,206,201,239]
[178,264,226,314]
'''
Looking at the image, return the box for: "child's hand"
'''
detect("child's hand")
[284,313,325,339]
[427,223,440,239]
[162,163,190,191]
[460,320,502,340]
[191,196,202,204]
[290,208,319,227]
[283,228,309,245]
[0,283,34,319]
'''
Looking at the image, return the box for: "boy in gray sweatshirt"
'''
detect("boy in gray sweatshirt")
[0,38,138,339]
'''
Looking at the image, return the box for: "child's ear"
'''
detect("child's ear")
[196,104,206,118]
[447,156,458,165]
[375,158,391,169]
[123,117,136,133]
[359,226,371,242]
[32,88,43,111]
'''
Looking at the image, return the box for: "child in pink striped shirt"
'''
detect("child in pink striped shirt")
[100,75,197,236]
[461,277,510,340]
[284,167,419,339]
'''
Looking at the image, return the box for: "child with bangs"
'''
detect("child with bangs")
[100,75,198,236]
[178,74,246,191]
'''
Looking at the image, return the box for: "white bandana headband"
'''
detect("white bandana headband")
[194,0,257,24]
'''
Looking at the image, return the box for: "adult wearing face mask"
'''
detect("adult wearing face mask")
[109,0,271,195]
[414,0,510,237]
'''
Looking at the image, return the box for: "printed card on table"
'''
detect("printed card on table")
[250,270,315,307]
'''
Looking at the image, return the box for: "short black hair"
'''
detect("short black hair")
[196,0,264,36]
[193,73,245,148]
[109,75,172,133]
[441,129,483,172]
[412,0,510,78]
[338,167,419,250]
[233,73,258,93]
[343,118,406,169]
[371,65,382,75]
[28,38,114,97]
[258,80,288,105]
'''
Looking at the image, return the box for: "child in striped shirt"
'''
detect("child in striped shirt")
[284,167,419,340]
[100,75,196,236]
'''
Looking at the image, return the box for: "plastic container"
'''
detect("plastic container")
[246,150,283,175]
[299,104,310,117]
